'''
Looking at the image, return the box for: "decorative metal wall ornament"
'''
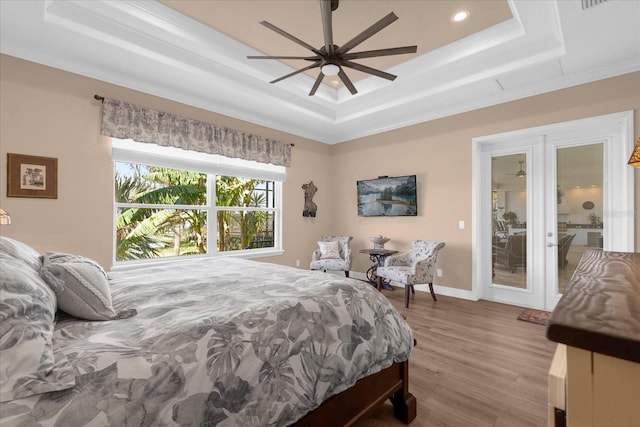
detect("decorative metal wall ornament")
[302,181,318,217]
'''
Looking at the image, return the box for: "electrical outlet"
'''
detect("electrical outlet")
[437,268,443,277]
[458,220,465,229]
[295,260,300,267]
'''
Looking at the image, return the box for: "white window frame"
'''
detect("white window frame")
[111,139,285,268]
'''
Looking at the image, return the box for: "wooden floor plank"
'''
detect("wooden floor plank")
[355,289,556,426]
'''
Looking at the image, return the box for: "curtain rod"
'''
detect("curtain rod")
[93,94,294,147]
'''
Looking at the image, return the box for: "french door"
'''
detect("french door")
[473,111,635,310]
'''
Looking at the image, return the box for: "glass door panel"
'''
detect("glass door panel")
[491,153,527,289]
[555,143,603,294]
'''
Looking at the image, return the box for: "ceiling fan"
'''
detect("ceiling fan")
[247,0,418,96]
[515,160,526,178]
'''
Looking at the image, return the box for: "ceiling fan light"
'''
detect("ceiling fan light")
[321,63,340,76]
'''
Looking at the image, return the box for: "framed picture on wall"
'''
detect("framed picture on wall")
[7,153,58,199]
[357,175,417,217]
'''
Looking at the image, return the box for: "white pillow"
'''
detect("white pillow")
[0,258,75,402]
[318,240,341,259]
[40,252,117,321]
[0,236,43,271]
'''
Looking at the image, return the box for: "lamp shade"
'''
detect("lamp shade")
[628,137,640,168]
[0,208,11,225]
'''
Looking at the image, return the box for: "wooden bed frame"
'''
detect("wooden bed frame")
[294,360,416,426]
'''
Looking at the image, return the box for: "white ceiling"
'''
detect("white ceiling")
[1,0,639,144]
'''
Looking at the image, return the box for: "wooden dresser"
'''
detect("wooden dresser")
[546,249,640,427]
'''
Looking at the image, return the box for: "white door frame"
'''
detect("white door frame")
[471,111,635,309]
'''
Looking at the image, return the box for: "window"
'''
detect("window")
[112,140,284,264]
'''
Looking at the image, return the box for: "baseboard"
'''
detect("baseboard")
[347,271,478,301]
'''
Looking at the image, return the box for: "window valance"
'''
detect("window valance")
[99,97,291,167]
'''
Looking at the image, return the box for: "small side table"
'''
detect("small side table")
[359,248,398,290]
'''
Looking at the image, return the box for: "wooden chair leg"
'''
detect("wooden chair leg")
[376,276,382,291]
[428,283,437,301]
[404,285,410,308]
[410,285,415,295]
[344,271,349,278]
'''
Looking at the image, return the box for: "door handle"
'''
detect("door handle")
[547,242,557,247]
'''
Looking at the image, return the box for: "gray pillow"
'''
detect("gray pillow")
[0,258,75,402]
[0,236,42,271]
[40,252,117,321]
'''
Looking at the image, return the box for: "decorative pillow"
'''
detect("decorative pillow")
[0,258,75,402]
[39,252,118,321]
[0,236,42,271]
[318,240,341,259]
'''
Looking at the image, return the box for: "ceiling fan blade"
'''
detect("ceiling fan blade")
[337,12,398,55]
[309,71,325,96]
[248,55,321,60]
[338,68,358,94]
[342,45,417,60]
[260,21,324,56]
[320,0,335,56]
[340,60,396,81]
[270,61,322,84]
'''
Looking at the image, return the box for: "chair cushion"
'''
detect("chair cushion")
[377,266,414,285]
[310,258,347,271]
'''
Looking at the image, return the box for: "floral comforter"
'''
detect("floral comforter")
[2,257,413,426]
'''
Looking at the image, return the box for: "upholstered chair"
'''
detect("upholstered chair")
[310,235,353,277]
[494,233,526,273]
[376,240,445,308]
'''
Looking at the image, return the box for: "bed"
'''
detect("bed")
[0,237,416,426]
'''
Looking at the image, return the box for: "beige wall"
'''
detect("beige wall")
[1,54,638,292]
[331,72,639,291]
[0,55,333,269]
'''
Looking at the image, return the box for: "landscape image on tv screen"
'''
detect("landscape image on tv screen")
[357,175,417,217]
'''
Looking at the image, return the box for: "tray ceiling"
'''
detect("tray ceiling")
[1,0,638,144]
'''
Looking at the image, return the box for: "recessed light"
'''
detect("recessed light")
[452,10,469,22]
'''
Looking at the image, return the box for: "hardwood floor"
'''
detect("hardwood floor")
[355,289,557,427]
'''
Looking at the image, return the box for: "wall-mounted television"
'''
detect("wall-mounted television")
[357,175,417,217]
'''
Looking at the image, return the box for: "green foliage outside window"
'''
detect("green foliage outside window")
[115,163,274,261]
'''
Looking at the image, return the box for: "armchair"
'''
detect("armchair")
[376,240,445,308]
[310,235,353,277]
[557,233,576,269]
[494,233,526,273]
